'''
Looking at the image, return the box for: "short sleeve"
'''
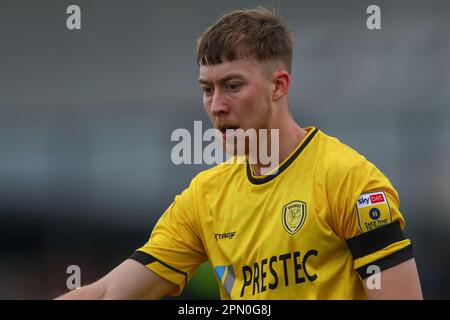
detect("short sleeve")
[329,160,413,279]
[129,178,207,295]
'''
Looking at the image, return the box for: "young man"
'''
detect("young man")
[58,7,422,300]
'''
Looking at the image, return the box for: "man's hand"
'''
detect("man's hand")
[56,259,177,300]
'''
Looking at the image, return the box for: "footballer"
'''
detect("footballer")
[58,7,422,300]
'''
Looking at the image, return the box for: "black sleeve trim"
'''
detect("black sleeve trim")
[129,251,157,265]
[129,251,188,289]
[346,221,405,260]
[355,244,414,279]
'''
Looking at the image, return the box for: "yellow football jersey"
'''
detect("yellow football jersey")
[130,127,413,299]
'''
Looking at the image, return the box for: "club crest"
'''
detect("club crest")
[282,200,307,235]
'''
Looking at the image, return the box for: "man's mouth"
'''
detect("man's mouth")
[218,125,240,139]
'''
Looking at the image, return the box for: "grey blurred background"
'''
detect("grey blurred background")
[0,0,449,299]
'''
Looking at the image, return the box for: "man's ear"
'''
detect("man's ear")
[272,70,291,101]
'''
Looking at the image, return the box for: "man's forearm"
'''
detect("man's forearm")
[56,282,106,300]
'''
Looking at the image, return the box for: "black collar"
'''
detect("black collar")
[246,127,319,185]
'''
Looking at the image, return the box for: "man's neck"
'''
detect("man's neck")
[250,118,308,177]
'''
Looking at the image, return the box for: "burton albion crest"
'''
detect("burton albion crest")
[282,200,307,235]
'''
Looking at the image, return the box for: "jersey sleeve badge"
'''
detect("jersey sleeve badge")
[356,191,392,232]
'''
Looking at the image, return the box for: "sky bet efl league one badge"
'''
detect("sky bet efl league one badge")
[282,201,307,235]
[356,191,392,232]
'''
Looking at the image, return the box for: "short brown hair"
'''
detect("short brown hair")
[196,7,293,73]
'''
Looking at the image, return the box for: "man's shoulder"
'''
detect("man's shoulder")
[316,129,371,174]
[190,156,245,186]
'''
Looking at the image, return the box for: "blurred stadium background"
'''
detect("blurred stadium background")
[0,0,449,299]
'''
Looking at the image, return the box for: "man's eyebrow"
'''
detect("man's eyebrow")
[198,78,210,85]
[198,73,245,85]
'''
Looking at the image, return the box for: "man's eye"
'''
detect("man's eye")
[202,87,213,96]
[227,83,242,91]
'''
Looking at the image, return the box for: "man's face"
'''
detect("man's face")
[199,58,274,153]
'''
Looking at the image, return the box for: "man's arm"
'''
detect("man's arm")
[363,258,423,300]
[56,259,177,300]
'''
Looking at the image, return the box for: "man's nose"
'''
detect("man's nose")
[210,90,229,116]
